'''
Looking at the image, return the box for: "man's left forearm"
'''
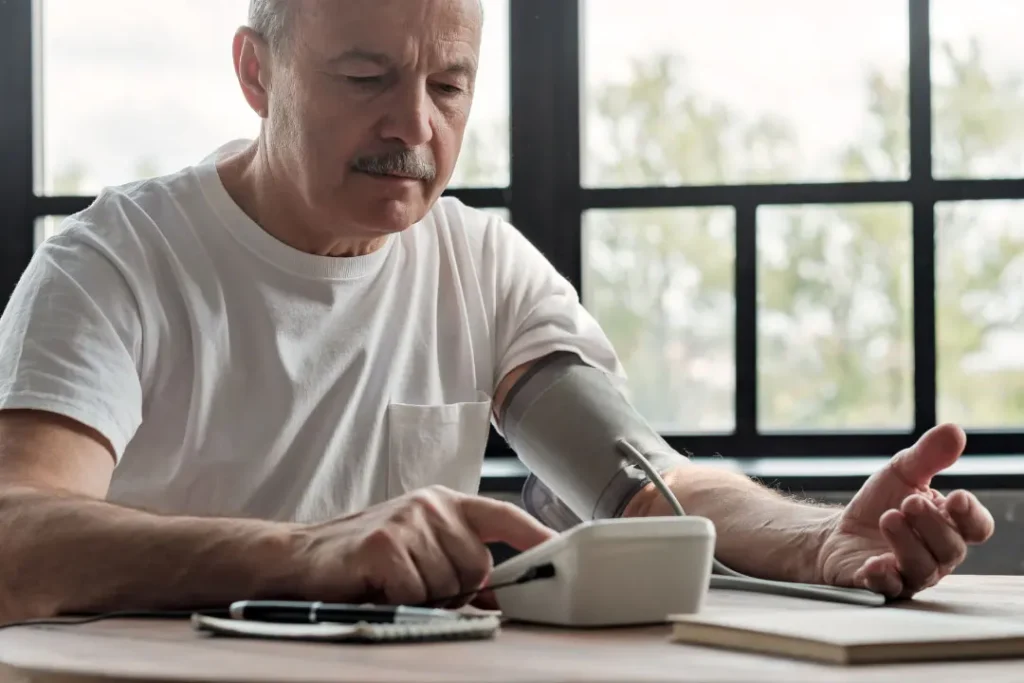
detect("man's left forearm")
[624,463,840,584]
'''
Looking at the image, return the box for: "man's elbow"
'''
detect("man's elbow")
[0,487,65,623]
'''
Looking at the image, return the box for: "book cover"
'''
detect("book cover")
[669,608,1024,665]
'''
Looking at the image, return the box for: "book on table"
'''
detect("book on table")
[669,607,1024,665]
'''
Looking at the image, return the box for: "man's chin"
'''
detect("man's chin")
[344,197,430,235]
[325,177,438,232]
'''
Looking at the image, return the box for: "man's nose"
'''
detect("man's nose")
[380,83,434,148]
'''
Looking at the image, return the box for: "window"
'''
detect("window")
[5,0,1024,462]
[36,0,509,194]
[38,0,259,195]
[583,207,735,433]
[582,0,910,187]
[481,207,511,222]
[569,0,1024,457]
[931,0,1024,180]
[936,200,1024,427]
[447,0,510,188]
[757,204,913,431]
[33,216,66,246]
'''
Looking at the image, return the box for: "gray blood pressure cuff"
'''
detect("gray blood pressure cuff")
[498,352,688,529]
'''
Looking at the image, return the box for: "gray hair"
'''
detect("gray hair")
[248,0,483,52]
[248,0,293,52]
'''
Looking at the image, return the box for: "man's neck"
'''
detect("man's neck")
[215,140,389,258]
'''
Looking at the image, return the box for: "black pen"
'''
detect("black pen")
[228,600,462,624]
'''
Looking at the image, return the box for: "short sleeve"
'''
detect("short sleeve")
[488,217,626,389]
[0,227,144,459]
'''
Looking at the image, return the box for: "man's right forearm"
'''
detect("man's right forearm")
[0,485,306,622]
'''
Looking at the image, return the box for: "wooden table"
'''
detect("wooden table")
[2,575,1024,682]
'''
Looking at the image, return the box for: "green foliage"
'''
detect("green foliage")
[582,206,735,431]
[449,119,509,188]
[574,40,1024,436]
[933,37,1024,178]
[49,31,1024,437]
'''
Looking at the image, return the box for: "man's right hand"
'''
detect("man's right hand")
[0,410,554,619]
[292,486,555,607]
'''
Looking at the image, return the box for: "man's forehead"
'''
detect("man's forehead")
[290,0,482,71]
[297,0,483,39]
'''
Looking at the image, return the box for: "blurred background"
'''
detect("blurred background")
[1,0,1022,567]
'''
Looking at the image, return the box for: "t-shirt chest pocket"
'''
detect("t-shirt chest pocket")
[386,391,493,497]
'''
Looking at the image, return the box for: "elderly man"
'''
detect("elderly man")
[0,0,994,621]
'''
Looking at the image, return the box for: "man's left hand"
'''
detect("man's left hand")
[817,424,995,599]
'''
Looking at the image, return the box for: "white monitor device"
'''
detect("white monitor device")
[489,516,716,627]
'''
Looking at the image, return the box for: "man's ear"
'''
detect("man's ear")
[232,27,271,118]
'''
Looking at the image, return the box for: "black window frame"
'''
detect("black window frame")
[2,0,1023,466]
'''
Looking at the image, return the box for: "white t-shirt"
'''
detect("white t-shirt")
[0,140,623,523]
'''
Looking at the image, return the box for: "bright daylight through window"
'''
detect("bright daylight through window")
[36,0,509,198]
[578,0,1024,440]
[16,0,1024,456]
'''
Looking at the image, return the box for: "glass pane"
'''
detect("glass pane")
[38,0,256,195]
[931,1,1024,179]
[37,0,508,195]
[758,204,913,430]
[448,0,510,188]
[937,201,1024,427]
[34,216,68,246]
[582,207,735,433]
[581,0,909,188]
[481,207,510,221]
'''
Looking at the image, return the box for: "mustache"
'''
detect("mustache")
[351,148,436,181]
